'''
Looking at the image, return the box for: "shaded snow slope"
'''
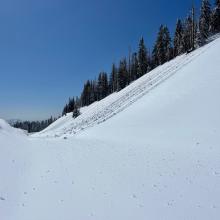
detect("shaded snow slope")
[1,36,220,220]
[34,37,220,138]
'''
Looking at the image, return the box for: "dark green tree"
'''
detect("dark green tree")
[210,0,220,33]
[97,72,109,100]
[72,102,80,118]
[81,80,92,106]
[198,0,211,45]
[109,63,118,93]
[183,16,194,52]
[153,25,172,66]
[62,104,68,116]
[163,26,173,61]
[118,59,128,91]
[131,52,139,81]
[138,37,148,77]
[174,19,184,56]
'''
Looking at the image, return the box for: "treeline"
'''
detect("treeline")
[13,117,57,133]
[61,0,220,117]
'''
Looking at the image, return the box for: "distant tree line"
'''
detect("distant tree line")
[62,0,220,118]
[13,117,57,133]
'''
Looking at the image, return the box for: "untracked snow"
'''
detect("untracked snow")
[1,36,220,220]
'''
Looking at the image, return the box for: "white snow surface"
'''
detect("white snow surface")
[0,119,26,137]
[1,36,220,220]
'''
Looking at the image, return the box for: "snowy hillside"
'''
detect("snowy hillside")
[1,36,220,220]
[0,119,26,137]
[34,36,220,138]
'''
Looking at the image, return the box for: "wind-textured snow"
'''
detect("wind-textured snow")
[1,36,220,220]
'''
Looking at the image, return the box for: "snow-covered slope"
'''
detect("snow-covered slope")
[0,119,26,137]
[1,36,220,220]
[34,36,220,138]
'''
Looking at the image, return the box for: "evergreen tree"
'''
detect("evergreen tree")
[118,59,128,91]
[137,37,148,77]
[131,52,139,81]
[127,48,132,84]
[174,19,184,56]
[183,18,190,52]
[81,80,92,106]
[153,25,164,66]
[109,63,118,93]
[183,16,193,52]
[97,72,109,100]
[75,96,81,108]
[182,5,197,52]
[198,0,211,45]
[152,42,159,68]
[97,73,102,100]
[68,97,75,112]
[72,102,80,118]
[147,50,153,72]
[191,5,197,50]
[153,25,172,66]
[163,26,173,61]
[90,80,97,103]
[210,0,220,33]
[62,104,68,116]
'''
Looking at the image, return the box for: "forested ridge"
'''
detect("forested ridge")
[13,0,220,133]
[63,0,220,117]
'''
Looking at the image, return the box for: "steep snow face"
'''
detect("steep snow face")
[79,36,220,143]
[34,36,220,138]
[1,36,220,220]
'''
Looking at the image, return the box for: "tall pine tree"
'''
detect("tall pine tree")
[118,59,128,91]
[174,19,184,56]
[131,52,139,81]
[153,25,172,66]
[163,26,173,61]
[109,63,118,93]
[183,16,193,52]
[210,0,220,33]
[97,72,109,100]
[137,37,148,77]
[72,101,80,118]
[81,80,92,106]
[198,0,211,45]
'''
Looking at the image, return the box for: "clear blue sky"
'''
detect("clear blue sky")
[0,0,209,120]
